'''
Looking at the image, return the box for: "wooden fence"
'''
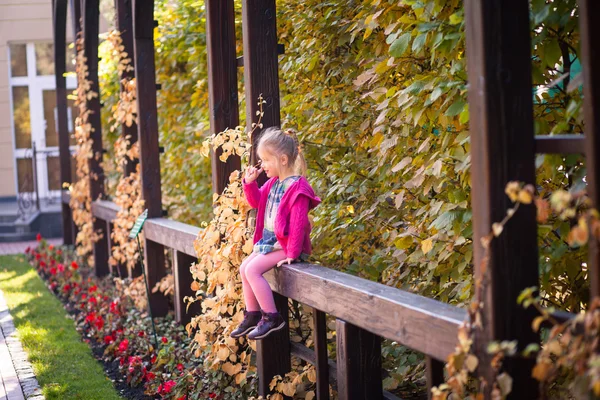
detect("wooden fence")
[51,0,600,398]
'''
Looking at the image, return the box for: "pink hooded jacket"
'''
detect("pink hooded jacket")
[243,176,321,259]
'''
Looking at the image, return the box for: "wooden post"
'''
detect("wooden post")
[313,308,330,400]
[578,0,600,297]
[52,0,74,245]
[69,0,81,247]
[173,250,200,325]
[464,0,539,397]
[132,0,168,317]
[256,292,291,397]
[115,0,139,177]
[241,0,291,391]
[206,0,240,195]
[335,319,382,400]
[242,0,281,179]
[82,0,109,277]
[426,357,445,400]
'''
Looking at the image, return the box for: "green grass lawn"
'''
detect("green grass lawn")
[0,254,123,400]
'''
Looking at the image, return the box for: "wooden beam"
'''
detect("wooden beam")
[426,357,445,400]
[173,250,200,325]
[115,0,139,177]
[206,0,241,195]
[92,218,109,277]
[82,0,107,277]
[266,264,464,361]
[313,308,330,400]
[241,0,281,180]
[132,0,167,317]
[534,135,585,155]
[143,218,199,257]
[81,0,105,202]
[53,0,74,246]
[256,292,291,397]
[335,319,382,400]
[578,0,600,297]
[464,0,539,397]
[241,1,290,391]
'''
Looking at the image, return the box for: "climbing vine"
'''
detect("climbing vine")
[104,30,145,275]
[69,34,101,266]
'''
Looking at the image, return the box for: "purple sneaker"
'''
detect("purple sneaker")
[247,311,286,340]
[230,311,261,338]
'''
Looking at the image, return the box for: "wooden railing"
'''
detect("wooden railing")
[72,193,465,399]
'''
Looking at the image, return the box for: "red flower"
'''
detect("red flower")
[40,261,47,268]
[145,371,156,381]
[137,331,145,337]
[25,247,30,254]
[177,396,187,400]
[85,312,96,324]
[161,336,168,344]
[36,233,42,241]
[57,249,62,255]
[71,261,79,270]
[110,301,119,314]
[35,253,41,260]
[160,380,176,394]
[150,355,157,364]
[81,294,87,300]
[49,267,57,275]
[89,296,97,305]
[48,244,54,251]
[104,335,114,345]
[50,282,57,291]
[88,285,98,293]
[118,339,129,353]
[176,363,184,371]
[63,284,71,293]
[119,357,125,366]
[209,394,217,399]
[57,264,65,273]
[94,315,104,330]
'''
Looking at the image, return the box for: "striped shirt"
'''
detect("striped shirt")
[254,175,301,255]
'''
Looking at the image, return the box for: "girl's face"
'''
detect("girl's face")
[257,146,280,178]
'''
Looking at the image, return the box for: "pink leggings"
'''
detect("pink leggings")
[240,250,287,313]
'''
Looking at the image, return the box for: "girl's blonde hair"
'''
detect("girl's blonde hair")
[257,127,307,176]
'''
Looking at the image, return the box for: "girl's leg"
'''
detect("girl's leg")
[244,250,287,313]
[240,252,260,311]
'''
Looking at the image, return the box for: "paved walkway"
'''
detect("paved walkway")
[0,239,62,256]
[0,289,44,400]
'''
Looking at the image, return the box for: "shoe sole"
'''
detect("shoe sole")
[230,325,258,338]
[250,321,286,340]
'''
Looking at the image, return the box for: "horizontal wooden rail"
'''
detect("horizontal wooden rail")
[534,134,585,154]
[91,200,120,221]
[266,265,465,361]
[87,199,464,359]
[144,218,199,257]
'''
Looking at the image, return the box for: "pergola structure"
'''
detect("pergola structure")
[51,0,600,398]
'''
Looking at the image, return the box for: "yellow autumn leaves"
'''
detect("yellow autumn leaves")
[70,35,101,267]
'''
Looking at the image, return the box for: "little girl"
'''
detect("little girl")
[231,127,321,340]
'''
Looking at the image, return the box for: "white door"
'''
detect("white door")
[9,42,77,203]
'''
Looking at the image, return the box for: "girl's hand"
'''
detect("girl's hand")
[277,258,295,268]
[244,161,263,183]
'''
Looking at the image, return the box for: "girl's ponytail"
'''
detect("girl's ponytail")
[284,129,307,176]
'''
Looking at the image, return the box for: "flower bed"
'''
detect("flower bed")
[25,235,225,400]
